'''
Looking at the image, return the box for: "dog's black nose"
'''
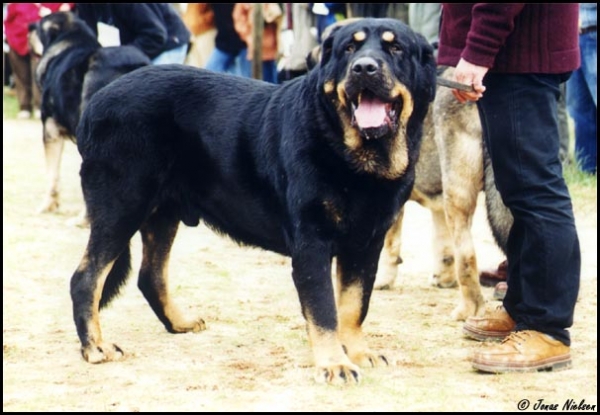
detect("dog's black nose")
[352,57,379,77]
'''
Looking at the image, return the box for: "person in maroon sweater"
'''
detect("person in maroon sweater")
[437,4,581,373]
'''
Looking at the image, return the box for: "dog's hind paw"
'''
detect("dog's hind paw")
[82,342,125,364]
[168,318,207,333]
[314,363,361,385]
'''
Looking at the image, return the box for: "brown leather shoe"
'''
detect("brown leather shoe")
[479,259,507,287]
[471,330,572,373]
[493,281,507,300]
[463,306,515,341]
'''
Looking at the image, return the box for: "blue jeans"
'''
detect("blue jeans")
[477,73,581,346]
[205,47,248,77]
[566,31,597,174]
[239,59,279,84]
[151,44,189,65]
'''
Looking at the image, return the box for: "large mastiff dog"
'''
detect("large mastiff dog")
[70,18,436,384]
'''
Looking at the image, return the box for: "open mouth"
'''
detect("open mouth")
[350,90,399,141]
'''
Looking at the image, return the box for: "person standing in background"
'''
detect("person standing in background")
[181,3,216,69]
[438,3,581,373]
[204,4,247,76]
[75,3,190,65]
[407,3,441,57]
[4,3,72,119]
[276,3,317,82]
[566,3,597,175]
[233,3,283,84]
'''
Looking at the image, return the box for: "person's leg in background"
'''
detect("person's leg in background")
[479,73,580,344]
[7,48,33,119]
[566,31,597,175]
[205,47,235,74]
[262,60,278,84]
[471,73,580,372]
[151,44,189,65]
[236,49,251,78]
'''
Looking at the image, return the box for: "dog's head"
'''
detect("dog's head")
[311,18,436,179]
[29,11,96,58]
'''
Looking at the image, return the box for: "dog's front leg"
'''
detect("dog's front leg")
[291,243,360,385]
[336,245,389,369]
[38,117,65,213]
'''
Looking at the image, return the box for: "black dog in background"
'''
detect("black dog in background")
[70,18,436,385]
[29,11,150,218]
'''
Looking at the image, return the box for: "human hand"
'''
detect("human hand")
[452,58,488,103]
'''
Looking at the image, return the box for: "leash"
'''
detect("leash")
[436,77,475,92]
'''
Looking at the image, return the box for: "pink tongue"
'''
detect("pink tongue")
[354,97,387,128]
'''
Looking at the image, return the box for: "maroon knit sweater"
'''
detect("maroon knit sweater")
[437,3,580,74]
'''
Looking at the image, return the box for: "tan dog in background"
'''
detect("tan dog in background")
[375,66,512,321]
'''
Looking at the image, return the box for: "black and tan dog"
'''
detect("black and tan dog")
[30,11,150,218]
[70,18,436,384]
[309,19,512,322]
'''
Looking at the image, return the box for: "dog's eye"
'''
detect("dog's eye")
[345,43,356,54]
[388,44,403,56]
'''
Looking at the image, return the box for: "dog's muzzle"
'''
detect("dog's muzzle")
[348,57,399,140]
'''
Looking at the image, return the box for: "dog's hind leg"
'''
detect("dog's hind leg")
[70,225,137,363]
[374,208,404,290]
[437,136,486,321]
[137,207,206,334]
[37,117,65,213]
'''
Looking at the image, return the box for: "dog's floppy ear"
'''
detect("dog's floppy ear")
[305,28,337,70]
[413,34,437,103]
[316,18,365,68]
[305,44,320,70]
[317,27,339,67]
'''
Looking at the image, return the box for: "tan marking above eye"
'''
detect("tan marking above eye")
[382,31,395,43]
[353,31,366,42]
[323,80,335,94]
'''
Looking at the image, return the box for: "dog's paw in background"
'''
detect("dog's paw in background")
[36,192,59,214]
[66,209,89,228]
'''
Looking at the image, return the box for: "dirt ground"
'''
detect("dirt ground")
[3,119,597,412]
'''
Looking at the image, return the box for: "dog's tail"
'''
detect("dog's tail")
[99,246,131,309]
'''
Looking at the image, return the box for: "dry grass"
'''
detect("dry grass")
[3,119,597,411]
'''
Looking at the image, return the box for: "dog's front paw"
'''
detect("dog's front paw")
[66,209,89,228]
[451,295,486,321]
[37,197,59,214]
[313,362,361,385]
[374,264,398,290]
[82,342,125,364]
[348,350,389,368]
[430,273,458,288]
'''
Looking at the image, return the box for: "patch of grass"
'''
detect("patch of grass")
[563,160,597,213]
[3,87,19,119]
